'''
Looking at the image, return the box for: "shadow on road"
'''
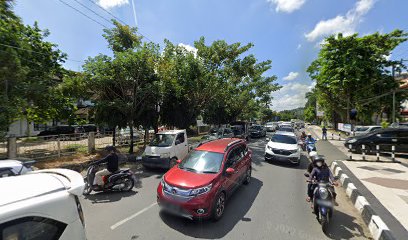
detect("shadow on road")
[159,177,263,239]
[265,154,309,170]
[326,209,371,240]
[83,190,137,204]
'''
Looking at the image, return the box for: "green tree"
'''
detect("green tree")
[308,31,407,126]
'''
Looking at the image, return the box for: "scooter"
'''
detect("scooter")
[83,163,135,195]
[304,173,338,233]
[306,141,316,153]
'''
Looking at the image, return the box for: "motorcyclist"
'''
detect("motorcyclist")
[300,131,307,140]
[305,134,316,144]
[306,156,337,202]
[93,146,119,187]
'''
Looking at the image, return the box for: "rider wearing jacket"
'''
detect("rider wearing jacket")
[93,146,119,186]
[306,156,337,202]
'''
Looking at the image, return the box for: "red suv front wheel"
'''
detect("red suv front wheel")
[212,192,226,221]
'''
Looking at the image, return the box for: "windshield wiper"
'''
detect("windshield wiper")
[181,167,198,172]
[201,171,217,174]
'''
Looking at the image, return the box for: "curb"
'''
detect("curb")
[330,161,396,240]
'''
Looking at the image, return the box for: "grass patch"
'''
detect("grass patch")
[188,136,205,143]
[64,144,88,153]
[21,137,40,143]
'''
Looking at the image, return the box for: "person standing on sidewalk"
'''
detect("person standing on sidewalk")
[322,126,327,140]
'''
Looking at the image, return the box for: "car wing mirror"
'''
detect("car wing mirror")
[304,173,310,178]
[266,137,270,142]
[176,159,182,164]
[226,168,235,175]
[175,140,181,145]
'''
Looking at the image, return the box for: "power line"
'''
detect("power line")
[85,0,127,25]
[71,0,112,25]
[57,0,108,28]
[0,43,83,63]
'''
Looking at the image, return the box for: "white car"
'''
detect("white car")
[353,125,381,136]
[0,169,86,240]
[265,131,301,165]
[142,129,189,169]
[0,159,36,178]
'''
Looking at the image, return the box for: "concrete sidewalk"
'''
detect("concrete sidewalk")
[306,126,408,239]
[307,125,408,164]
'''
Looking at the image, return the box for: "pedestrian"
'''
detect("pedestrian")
[322,126,327,140]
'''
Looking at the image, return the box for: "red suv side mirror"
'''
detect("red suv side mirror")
[176,159,182,164]
[226,168,235,175]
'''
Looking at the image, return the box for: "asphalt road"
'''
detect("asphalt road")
[80,136,372,240]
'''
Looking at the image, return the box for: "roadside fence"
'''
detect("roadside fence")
[347,144,400,162]
[0,140,7,160]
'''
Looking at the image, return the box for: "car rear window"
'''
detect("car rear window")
[271,134,297,144]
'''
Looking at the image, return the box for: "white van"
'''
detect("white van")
[142,129,189,169]
[0,169,86,240]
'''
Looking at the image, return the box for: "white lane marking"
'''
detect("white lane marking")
[110,202,157,230]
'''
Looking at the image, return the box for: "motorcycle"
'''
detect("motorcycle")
[83,163,135,195]
[304,173,338,233]
[306,141,316,153]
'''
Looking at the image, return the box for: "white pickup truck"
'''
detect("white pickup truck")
[142,129,189,169]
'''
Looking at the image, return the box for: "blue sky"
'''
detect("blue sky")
[13,0,408,111]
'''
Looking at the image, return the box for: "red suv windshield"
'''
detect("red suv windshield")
[178,150,224,174]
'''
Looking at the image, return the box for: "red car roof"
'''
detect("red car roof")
[195,138,243,153]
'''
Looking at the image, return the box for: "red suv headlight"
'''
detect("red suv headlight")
[189,184,212,196]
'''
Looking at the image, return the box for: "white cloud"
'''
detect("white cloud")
[98,0,129,9]
[178,43,198,56]
[297,44,302,50]
[305,0,376,42]
[283,71,299,81]
[267,0,306,13]
[271,82,315,111]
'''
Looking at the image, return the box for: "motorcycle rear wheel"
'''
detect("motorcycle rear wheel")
[121,178,134,191]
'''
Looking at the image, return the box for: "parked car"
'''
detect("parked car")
[81,124,97,133]
[0,169,86,240]
[38,125,85,140]
[352,125,381,136]
[231,121,249,140]
[142,130,189,169]
[202,128,234,140]
[157,138,252,221]
[116,127,141,145]
[0,159,36,178]
[265,131,301,165]
[265,122,278,132]
[249,125,266,138]
[345,128,408,153]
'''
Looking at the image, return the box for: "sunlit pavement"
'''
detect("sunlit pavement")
[80,137,372,240]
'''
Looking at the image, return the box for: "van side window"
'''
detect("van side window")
[176,133,185,143]
[1,216,67,240]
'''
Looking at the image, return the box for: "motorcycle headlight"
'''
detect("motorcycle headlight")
[189,184,212,196]
[319,188,329,199]
[160,152,170,158]
[348,139,357,143]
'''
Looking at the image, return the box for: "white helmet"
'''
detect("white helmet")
[309,151,318,159]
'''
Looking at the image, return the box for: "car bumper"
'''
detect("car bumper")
[265,149,300,163]
[142,156,171,168]
[157,184,213,220]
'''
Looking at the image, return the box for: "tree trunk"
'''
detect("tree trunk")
[129,122,134,154]
[112,128,116,146]
[144,128,149,147]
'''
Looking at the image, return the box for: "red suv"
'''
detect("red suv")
[157,138,252,221]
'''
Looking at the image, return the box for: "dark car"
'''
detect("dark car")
[82,124,97,133]
[249,125,266,138]
[345,128,408,153]
[38,125,85,140]
[157,138,252,221]
[231,125,249,141]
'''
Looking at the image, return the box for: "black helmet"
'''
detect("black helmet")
[313,155,325,164]
[105,145,117,152]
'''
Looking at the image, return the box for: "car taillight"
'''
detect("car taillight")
[74,196,85,227]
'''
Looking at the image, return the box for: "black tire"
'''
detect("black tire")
[121,177,134,191]
[212,192,226,221]
[169,157,178,169]
[321,215,329,234]
[243,167,251,185]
